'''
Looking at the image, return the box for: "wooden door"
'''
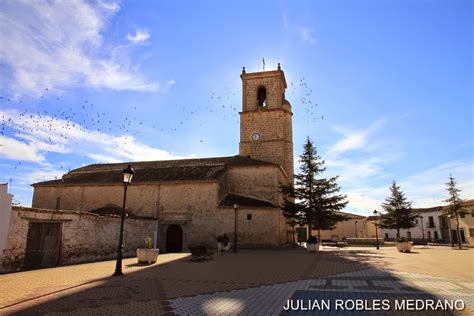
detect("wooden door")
[166,225,183,253]
[24,222,61,270]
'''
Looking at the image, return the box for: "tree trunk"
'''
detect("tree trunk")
[455,211,462,250]
[317,229,321,242]
[292,225,295,248]
[396,228,400,239]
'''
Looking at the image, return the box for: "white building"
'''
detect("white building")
[0,183,13,259]
[379,207,445,242]
[365,200,474,245]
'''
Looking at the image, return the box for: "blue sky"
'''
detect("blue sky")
[0,0,472,215]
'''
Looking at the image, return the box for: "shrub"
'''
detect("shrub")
[307,236,318,244]
[144,237,153,249]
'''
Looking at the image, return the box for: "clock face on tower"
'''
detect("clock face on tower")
[251,132,261,141]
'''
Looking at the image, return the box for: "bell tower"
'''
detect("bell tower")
[239,64,294,184]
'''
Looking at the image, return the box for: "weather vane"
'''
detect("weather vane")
[262,57,265,71]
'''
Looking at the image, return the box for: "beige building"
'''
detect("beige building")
[311,211,366,241]
[447,199,474,245]
[32,65,295,252]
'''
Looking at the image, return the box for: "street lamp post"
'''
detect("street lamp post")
[373,210,380,250]
[419,215,425,245]
[233,204,238,253]
[113,164,135,276]
[354,221,358,238]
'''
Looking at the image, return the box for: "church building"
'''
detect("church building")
[31,65,295,252]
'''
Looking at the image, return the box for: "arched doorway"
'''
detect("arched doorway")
[166,225,183,252]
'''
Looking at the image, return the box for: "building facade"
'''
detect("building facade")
[31,66,295,253]
[363,200,474,245]
[310,211,366,241]
[0,184,13,262]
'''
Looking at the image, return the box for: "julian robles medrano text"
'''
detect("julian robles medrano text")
[282,299,465,311]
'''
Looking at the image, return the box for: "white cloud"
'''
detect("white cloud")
[162,80,176,93]
[320,117,473,215]
[0,135,45,162]
[0,109,194,164]
[299,27,317,44]
[400,160,474,207]
[0,0,161,97]
[339,160,474,215]
[326,157,385,183]
[327,118,386,157]
[345,191,383,214]
[127,29,150,43]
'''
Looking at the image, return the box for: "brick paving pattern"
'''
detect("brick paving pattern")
[0,246,472,315]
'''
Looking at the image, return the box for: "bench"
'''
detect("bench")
[189,246,214,262]
[412,240,428,246]
[321,240,347,248]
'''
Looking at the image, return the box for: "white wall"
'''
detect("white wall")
[378,211,444,241]
[0,184,13,258]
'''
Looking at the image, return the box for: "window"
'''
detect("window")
[247,214,252,220]
[55,197,61,210]
[439,216,446,228]
[257,87,267,107]
[407,231,411,239]
[384,233,389,240]
[434,231,439,240]
[428,216,435,228]
[469,228,474,237]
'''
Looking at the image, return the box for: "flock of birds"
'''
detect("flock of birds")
[1,77,323,173]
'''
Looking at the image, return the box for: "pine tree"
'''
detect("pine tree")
[380,181,417,239]
[281,137,348,241]
[443,174,466,249]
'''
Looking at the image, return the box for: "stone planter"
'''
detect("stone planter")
[217,243,230,252]
[307,243,320,252]
[137,248,159,264]
[396,241,413,253]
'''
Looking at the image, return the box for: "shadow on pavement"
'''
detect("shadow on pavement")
[3,249,467,315]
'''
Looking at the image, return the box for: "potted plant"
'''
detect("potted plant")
[137,237,159,264]
[306,236,319,252]
[217,234,230,251]
[217,234,224,251]
[396,237,413,253]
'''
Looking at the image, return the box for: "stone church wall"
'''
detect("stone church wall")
[157,182,220,251]
[212,207,284,248]
[158,182,217,212]
[33,184,161,217]
[228,166,282,204]
[241,71,285,111]
[239,109,294,182]
[1,206,155,272]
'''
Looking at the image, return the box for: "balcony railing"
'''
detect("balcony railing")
[426,223,436,228]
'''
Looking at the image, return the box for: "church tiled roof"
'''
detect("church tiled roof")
[33,155,278,186]
[218,193,277,208]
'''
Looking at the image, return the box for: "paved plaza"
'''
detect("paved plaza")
[0,246,473,315]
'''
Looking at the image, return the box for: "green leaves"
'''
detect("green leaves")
[380,181,417,233]
[281,137,348,234]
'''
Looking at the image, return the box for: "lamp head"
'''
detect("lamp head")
[123,164,135,184]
